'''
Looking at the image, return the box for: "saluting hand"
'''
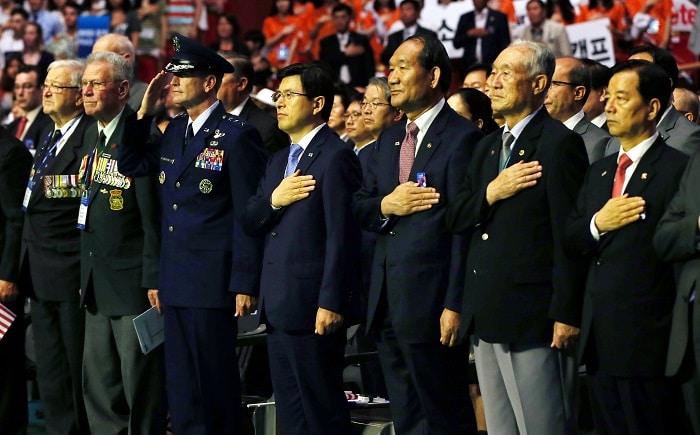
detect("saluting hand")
[594,194,645,233]
[271,170,316,208]
[486,160,542,205]
[138,70,172,119]
[380,182,440,217]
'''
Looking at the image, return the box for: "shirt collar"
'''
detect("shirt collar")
[188,100,220,135]
[657,104,673,127]
[504,105,543,141]
[97,107,126,143]
[618,132,658,164]
[563,110,585,130]
[407,98,445,136]
[296,123,326,151]
[230,96,249,116]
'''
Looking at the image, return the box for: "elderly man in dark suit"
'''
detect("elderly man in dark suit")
[354,34,482,434]
[567,60,689,434]
[243,61,361,434]
[453,0,510,75]
[0,126,32,435]
[121,34,267,434]
[20,59,92,435]
[381,0,437,66]
[545,56,611,163]
[446,40,588,435]
[219,52,289,156]
[8,65,54,153]
[320,3,375,88]
[655,146,700,434]
[78,51,165,434]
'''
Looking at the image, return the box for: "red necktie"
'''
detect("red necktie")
[15,116,27,139]
[611,153,633,198]
[399,121,419,183]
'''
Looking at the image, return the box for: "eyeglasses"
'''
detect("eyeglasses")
[346,111,362,121]
[81,80,116,91]
[361,100,391,110]
[41,83,80,93]
[271,90,311,102]
[551,80,580,88]
[14,84,36,91]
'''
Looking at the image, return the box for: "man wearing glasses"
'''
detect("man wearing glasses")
[19,59,93,435]
[544,57,612,164]
[121,34,267,434]
[8,65,53,153]
[78,51,165,434]
[242,62,362,433]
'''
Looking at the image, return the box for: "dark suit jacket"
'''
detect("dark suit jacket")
[239,98,289,156]
[453,8,510,70]
[446,108,589,344]
[566,137,687,376]
[243,125,362,333]
[79,106,161,316]
[21,114,93,301]
[8,110,53,152]
[320,31,375,88]
[381,26,437,66]
[654,148,700,376]
[353,104,483,343]
[573,116,610,164]
[658,106,700,157]
[120,102,267,308]
[0,126,32,283]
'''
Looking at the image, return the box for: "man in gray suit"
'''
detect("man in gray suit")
[627,45,700,157]
[654,148,700,433]
[545,56,611,163]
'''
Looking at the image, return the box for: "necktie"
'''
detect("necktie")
[611,153,633,198]
[285,143,303,177]
[498,131,515,172]
[183,123,194,155]
[399,122,419,183]
[15,116,27,139]
[32,130,62,184]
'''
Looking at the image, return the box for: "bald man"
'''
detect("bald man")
[92,33,147,110]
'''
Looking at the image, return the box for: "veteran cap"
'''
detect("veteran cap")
[165,33,235,76]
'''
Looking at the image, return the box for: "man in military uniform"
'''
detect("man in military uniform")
[20,59,93,435]
[78,51,165,434]
[120,34,266,434]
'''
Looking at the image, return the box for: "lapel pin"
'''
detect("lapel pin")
[490,150,495,155]
[641,173,648,179]
[203,127,210,133]
[601,171,607,176]
[213,129,225,138]
[518,149,524,156]
[308,152,313,157]
[426,143,432,149]
[394,141,400,146]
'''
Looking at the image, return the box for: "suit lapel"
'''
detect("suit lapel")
[506,109,546,169]
[623,138,663,198]
[295,125,328,175]
[386,121,405,184]
[657,107,679,141]
[411,107,449,181]
[175,104,226,179]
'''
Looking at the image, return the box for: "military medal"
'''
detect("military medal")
[199,179,213,194]
[159,171,166,184]
[109,189,124,210]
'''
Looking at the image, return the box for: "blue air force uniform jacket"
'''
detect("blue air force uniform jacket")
[120,102,266,308]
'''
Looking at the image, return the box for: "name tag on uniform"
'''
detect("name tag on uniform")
[21,184,32,210]
[195,148,224,171]
[77,192,89,230]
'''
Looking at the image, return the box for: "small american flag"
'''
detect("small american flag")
[0,303,16,341]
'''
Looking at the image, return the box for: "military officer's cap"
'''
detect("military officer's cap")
[164,33,235,77]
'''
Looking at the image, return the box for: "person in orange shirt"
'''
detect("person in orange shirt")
[626,0,672,47]
[488,0,517,23]
[577,0,630,61]
[263,0,303,70]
